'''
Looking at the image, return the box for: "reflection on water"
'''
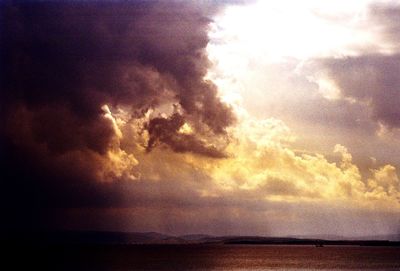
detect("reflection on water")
[9,244,400,270]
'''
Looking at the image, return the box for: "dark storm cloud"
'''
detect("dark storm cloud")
[146,113,227,158]
[319,54,400,129]
[0,0,234,170]
[312,4,400,130]
[0,0,235,230]
[1,0,234,158]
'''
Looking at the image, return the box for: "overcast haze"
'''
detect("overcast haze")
[1,0,400,238]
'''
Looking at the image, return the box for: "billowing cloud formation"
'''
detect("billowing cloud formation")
[1,1,234,180]
[44,117,400,236]
[1,0,400,237]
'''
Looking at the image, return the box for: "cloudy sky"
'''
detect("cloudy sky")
[1,0,400,238]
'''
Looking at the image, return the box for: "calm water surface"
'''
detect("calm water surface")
[44,244,400,270]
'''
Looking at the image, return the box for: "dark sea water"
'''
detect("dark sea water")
[8,244,400,270]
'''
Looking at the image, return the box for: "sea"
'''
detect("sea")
[22,244,399,270]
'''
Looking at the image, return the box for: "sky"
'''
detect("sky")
[1,0,400,238]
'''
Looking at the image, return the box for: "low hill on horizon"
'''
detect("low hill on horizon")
[2,230,400,245]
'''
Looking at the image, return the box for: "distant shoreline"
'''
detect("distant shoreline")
[2,230,400,247]
[222,240,400,247]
